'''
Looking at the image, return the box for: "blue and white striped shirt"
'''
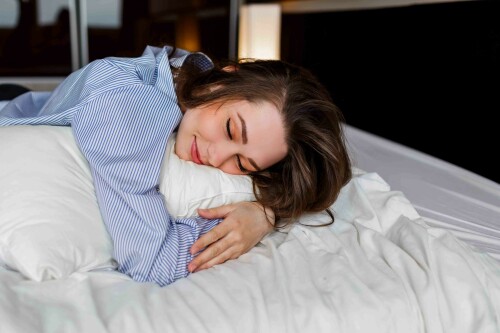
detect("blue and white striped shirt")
[0,45,221,286]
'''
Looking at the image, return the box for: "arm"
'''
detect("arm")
[72,85,220,286]
[188,201,275,272]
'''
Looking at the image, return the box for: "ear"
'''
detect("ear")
[222,65,238,72]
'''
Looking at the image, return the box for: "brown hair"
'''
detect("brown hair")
[174,57,352,227]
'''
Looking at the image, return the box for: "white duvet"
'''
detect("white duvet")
[1,169,499,333]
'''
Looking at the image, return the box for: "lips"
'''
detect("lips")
[191,137,203,165]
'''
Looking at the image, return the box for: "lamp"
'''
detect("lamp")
[238,3,281,60]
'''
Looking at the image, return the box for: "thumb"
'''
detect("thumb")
[197,204,233,219]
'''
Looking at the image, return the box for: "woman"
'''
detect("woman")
[0,45,351,286]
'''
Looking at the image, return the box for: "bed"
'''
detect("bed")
[0,99,499,333]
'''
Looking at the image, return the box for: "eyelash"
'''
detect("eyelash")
[226,118,247,173]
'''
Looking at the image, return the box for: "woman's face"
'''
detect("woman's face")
[175,99,287,175]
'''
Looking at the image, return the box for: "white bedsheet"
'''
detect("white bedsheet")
[1,170,499,333]
[345,125,500,261]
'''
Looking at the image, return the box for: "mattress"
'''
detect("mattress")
[1,102,499,332]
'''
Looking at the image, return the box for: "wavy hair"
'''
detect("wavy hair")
[174,56,352,227]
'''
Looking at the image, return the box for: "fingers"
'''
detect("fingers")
[190,205,236,254]
[197,205,233,219]
[190,224,226,255]
[188,202,275,274]
[193,249,233,272]
[188,242,236,273]
[188,219,241,272]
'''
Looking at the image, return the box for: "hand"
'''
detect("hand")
[188,202,275,273]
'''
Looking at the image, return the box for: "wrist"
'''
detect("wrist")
[249,201,275,226]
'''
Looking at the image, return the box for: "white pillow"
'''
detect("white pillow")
[0,125,255,281]
[0,125,115,281]
[160,133,256,218]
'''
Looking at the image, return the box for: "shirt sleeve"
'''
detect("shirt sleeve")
[72,84,220,286]
[0,91,69,125]
[0,44,220,286]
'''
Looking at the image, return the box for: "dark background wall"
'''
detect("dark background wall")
[281,0,499,184]
[1,0,498,183]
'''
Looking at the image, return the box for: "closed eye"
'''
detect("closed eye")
[227,118,248,173]
[236,156,248,173]
[226,118,233,140]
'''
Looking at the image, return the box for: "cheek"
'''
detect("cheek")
[256,131,287,168]
[217,159,247,175]
[198,113,222,140]
[173,134,188,160]
[260,152,286,170]
[177,106,224,149]
[175,115,195,160]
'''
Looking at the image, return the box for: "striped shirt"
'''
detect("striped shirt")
[0,45,221,286]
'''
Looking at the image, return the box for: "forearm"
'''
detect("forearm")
[93,175,221,286]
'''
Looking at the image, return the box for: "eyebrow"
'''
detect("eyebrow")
[237,113,261,171]
[237,113,247,144]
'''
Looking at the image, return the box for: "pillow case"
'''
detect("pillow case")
[160,133,256,218]
[0,125,255,281]
[0,125,115,281]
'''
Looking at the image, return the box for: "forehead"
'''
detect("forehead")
[225,99,279,116]
[230,100,287,169]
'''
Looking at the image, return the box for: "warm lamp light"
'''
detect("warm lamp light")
[238,3,281,60]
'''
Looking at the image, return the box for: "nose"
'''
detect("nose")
[207,141,237,169]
